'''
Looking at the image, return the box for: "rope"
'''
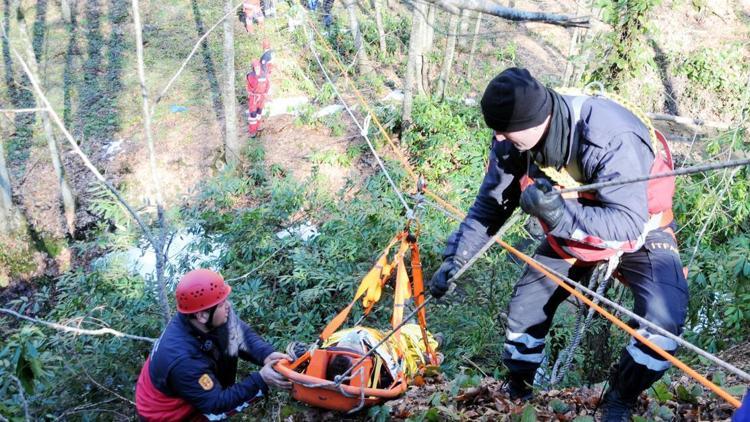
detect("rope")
[294,8,749,406]
[557,156,750,195]
[332,213,522,384]
[422,200,750,386]
[303,19,413,216]
[549,263,610,386]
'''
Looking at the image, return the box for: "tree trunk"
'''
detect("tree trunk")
[0,134,19,234]
[466,12,482,80]
[418,4,436,95]
[15,3,76,235]
[436,11,459,101]
[458,8,470,49]
[131,0,171,326]
[344,0,371,74]
[372,0,387,57]
[562,0,584,85]
[414,2,427,95]
[424,4,435,52]
[60,0,73,24]
[223,0,240,165]
[402,2,426,125]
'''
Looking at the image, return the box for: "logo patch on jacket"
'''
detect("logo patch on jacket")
[198,374,214,390]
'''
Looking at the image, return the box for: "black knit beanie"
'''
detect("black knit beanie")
[480,67,552,132]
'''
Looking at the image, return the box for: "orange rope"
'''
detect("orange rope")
[497,239,741,408]
[303,15,742,409]
[307,20,419,183]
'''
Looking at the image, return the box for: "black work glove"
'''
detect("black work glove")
[520,179,565,229]
[429,258,462,299]
[237,8,247,25]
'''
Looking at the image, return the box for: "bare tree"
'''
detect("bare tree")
[60,0,73,24]
[0,121,19,234]
[466,11,482,80]
[436,10,459,100]
[222,0,241,165]
[402,1,427,124]
[14,2,76,235]
[457,8,470,49]
[343,0,371,74]
[131,0,171,325]
[372,0,387,57]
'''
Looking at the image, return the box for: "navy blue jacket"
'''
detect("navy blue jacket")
[445,95,657,263]
[147,310,275,418]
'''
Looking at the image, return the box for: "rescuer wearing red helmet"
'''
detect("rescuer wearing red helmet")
[135,269,291,421]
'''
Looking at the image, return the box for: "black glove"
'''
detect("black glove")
[520,179,565,229]
[429,259,461,299]
[237,8,247,25]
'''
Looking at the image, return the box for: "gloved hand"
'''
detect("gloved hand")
[237,8,247,25]
[520,179,565,229]
[429,258,461,299]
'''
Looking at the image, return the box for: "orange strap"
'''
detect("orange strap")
[409,241,439,365]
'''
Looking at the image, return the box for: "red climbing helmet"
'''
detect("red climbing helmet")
[175,269,232,314]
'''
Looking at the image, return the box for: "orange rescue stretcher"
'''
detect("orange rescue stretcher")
[274,230,439,412]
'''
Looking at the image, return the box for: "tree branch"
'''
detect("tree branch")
[428,0,590,28]
[152,1,244,111]
[0,308,156,343]
[6,44,159,252]
[0,107,47,113]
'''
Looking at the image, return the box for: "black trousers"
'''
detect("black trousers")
[502,228,688,397]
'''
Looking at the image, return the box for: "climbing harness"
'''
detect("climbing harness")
[274,230,438,413]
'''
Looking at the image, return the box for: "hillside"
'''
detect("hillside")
[1,0,749,420]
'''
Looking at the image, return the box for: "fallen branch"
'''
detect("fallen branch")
[647,112,731,130]
[0,107,47,113]
[0,308,156,343]
[428,0,589,28]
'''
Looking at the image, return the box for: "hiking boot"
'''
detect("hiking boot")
[506,371,534,401]
[599,388,636,422]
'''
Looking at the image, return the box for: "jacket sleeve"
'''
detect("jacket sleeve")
[168,357,268,419]
[443,139,524,263]
[237,320,275,365]
[549,132,652,245]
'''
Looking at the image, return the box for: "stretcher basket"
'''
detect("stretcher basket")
[274,230,437,413]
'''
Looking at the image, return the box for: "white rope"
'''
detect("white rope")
[422,201,750,382]
[302,16,413,216]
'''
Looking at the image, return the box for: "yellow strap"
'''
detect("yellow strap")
[543,86,663,188]
[319,235,399,341]
[391,239,411,331]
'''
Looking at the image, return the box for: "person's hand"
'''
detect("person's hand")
[264,352,291,365]
[260,361,292,390]
[429,259,461,299]
[520,179,564,229]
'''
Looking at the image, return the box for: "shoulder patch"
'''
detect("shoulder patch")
[198,373,214,390]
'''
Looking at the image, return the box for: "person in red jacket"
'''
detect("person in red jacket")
[239,0,264,33]
[246,44,272,138]
[135,269,290,421]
